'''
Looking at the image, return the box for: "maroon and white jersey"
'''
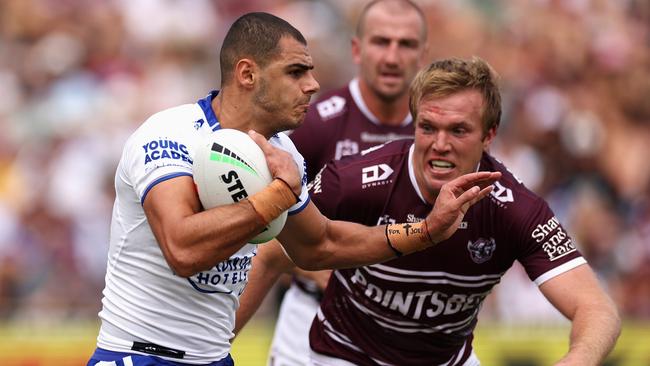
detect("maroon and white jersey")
[309,139,586,366]
[290,78,414,182]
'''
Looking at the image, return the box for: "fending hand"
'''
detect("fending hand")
[426,171,501,244]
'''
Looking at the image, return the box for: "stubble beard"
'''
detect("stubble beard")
[372,81,407,104]
[253,78,293,132]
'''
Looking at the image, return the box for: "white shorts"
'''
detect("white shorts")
[268,284,321,366]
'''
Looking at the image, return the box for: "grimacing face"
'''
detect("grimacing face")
[352,4,426,102]
[412,89,496,204]
[253,37,320,132]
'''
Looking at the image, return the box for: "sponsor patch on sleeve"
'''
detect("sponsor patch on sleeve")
[142,138,193,171]
[531,216,577,261]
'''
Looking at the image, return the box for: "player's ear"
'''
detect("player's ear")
[482,126,497,149]
[351,37,362,66]
[234,59,256,89]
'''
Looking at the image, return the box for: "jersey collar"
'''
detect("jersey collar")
[407,143,428,204]
[197,90,221,130]
[349,78,412,127]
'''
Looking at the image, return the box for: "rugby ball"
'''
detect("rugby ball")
[193,129,288,244]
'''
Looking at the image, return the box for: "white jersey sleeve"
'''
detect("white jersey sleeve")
[124,107,197,203]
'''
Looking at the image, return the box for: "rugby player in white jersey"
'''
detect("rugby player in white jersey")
[86,12,499,366]
[235,1,428,365]
[236,57,621,365]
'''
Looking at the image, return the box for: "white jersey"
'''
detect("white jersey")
[96,91,310,364]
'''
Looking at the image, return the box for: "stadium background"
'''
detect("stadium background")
[0,0,648,364]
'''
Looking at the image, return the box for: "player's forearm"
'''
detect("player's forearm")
[153,202,267,277]
[289,220,405,270]
[556,301,621,365]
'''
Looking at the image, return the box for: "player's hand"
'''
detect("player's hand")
[426,171,501,244]
[248,130,302,197]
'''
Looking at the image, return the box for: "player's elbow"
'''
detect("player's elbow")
[171,264,200,278]
[167,254,200,277]
[163,243,204,277]
[289,246,332,271]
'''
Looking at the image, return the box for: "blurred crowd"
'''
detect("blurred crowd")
[0,0,648,325]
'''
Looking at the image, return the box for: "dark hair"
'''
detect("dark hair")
[220,12,307,85]
[356,0,427,41]
[409,57,502,133]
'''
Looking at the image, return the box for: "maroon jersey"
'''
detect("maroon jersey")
[308,139,586,366]
[290,79,414,182]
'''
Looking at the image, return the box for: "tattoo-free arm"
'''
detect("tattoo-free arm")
[540,264,621,365]
[277,171,501,270]
[143,176,267,277]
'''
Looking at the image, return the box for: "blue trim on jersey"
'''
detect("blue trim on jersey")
[288,194,310,215]
[187,278,234,294]
[197,90,221,129]
[87,348,234,366]
[141,172,193,205]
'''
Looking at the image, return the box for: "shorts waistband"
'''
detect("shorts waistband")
[88,347,234,366]
[132,341,185,359]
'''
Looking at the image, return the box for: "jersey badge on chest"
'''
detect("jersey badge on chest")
[467,237,496,263]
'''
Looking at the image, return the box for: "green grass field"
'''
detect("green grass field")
[0,320,648,365]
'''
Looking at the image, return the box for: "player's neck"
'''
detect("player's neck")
[359,81,410,126]
[212,89,268,136]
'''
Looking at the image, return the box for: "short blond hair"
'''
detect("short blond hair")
[409,57,502,134]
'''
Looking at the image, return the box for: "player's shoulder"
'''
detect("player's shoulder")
[270,131,298,153]
[312,140,410,202]
[308,85,351,122]
[329,139,412,174]
[129,103,202,141]
[481,153,548,213]
[121,103,204,161]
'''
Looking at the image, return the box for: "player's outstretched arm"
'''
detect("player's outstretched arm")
[540,265,621,365]
[276,171,501,270]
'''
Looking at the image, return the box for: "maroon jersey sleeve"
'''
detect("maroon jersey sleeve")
[512,196,584,284]
[480,155,585,285]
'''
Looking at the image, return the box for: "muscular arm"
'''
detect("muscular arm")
[234,239,294,336]
[277,170,498,270]
[143,175,266,277]
[251,130,501,270]
[539,264,621,365]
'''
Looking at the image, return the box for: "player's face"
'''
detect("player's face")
[352,5,426,102]
[413,89,496,203]
[254,37,320,132]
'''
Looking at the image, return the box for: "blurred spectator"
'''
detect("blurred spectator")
[0,0,648,326]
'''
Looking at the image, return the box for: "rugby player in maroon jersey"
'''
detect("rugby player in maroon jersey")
[237,57,620,366]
